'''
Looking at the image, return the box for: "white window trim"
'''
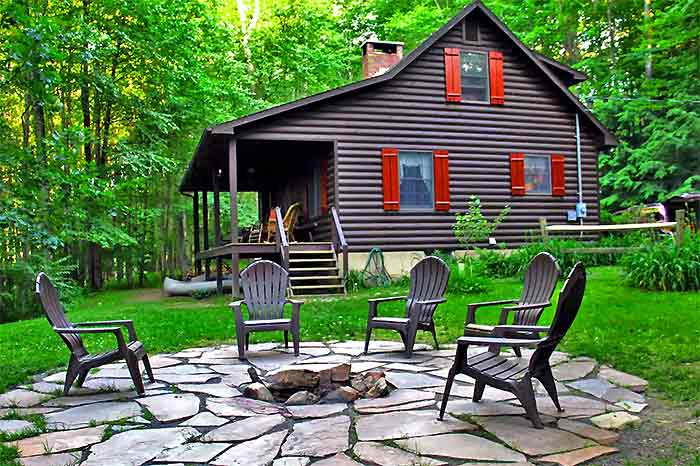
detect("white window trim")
[524,154,552,196]
[398,150,435,211]
[460,50,490,104]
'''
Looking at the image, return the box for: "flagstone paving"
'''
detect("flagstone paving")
[0,340,650,465]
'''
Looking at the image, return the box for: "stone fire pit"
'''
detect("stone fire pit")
[0,340,649,466]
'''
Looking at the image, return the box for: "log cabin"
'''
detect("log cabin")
[179,0,617,296]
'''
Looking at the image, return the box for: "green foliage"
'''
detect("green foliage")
[453,196,510,248]
[447,262,488,294]
[622,234,700,291]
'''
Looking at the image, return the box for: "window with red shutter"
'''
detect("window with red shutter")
[488,51,505,105]
[381,148,400,211]
[551,154,566,196]
[433,150,450,211]
[444,48,461,102]
[510,153,525,196]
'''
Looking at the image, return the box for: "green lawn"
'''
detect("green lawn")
[1,266,698,403]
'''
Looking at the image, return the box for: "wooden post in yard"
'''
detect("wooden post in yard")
[193,191,201,275]
[213,169,223,295]
[202,191,210,280]
[675,210,685,246]
[540,217,549,243]
[228,138,240,298]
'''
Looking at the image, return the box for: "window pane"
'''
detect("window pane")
[460,52,488,101]
[525,155,551,194]
[399,151,434,209]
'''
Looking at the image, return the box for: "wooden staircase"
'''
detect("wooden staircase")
[288,242,346,297]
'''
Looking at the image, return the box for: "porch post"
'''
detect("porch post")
[213,169,223,295]
[202,190,210,280]
[228,137,240,297]
[192,191,201,275]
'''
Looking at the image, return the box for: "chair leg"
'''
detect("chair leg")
[141,354,155,383]
[439,365,457,420]
[404,330,415,358]
[63,357,80,396]
[245,333,250,350]
[75,369,89,388]
[430,324,440,350]
[125,353,146,396]
[512,346,522,358]
[237,328,247,361]
[514,379,543,429]
[284,331,289,349]
[537,366,562,412]
[472,380,486,402]
[363,326,373,355]
[291,326,300,357]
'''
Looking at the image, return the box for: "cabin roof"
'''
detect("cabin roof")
[181,0,616,192]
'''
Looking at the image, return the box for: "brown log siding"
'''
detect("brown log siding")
[237,15,601,251]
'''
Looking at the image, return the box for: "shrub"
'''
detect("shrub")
[453,196,510,248]
[622,234,700,291]
[447,262,488,294]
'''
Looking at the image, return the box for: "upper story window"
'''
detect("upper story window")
[524,155,552,194]
[399,151,434,209]
[460,51,489,102]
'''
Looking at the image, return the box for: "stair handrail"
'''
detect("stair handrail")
[275,206,289,270]
[330,206,348,278]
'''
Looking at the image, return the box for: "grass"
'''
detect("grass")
[0,267,698,404]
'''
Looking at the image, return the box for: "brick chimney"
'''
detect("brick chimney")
[361,40,404,78]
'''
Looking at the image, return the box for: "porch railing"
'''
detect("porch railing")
[330,206,348,278]
[275,206,289,270]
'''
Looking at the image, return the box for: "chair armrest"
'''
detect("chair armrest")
[414,298,446,305]
[229,300,247,324]
[368,296,406,319]
[75,320,137,341]
[229,300,247,308]
[367,296,406,304]
[285,299,304,305]
[494,325,550,333]
[54,326,127,350]
[501,302,551,312]
[466,299,518,324]
[287,299,302,325]
[457,335,545,348]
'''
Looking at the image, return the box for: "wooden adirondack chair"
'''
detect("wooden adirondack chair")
[266,203,303,242]
[464,252,560,356]
[231,260,303,360]
[439,263,587,428]
[35,273,154,396]
[364,256,450,357]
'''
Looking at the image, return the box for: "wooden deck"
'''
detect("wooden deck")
[197,242,278,260]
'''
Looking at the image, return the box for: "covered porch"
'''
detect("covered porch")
[179,137,347,297]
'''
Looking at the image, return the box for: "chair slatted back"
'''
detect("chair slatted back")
[515,252,561,325]
[529,263,586,376]
[36,273,87,358]
[406,256,450,323]
[240,260,289,320]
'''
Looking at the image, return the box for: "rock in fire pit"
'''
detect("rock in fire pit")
[242,363,390,405]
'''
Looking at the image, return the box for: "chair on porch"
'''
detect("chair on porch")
[463,252,560,357]
[439,263,586,428]
[35,273,154,396]
[266,203,303,242]
[231,260,303,360]
[363,256,450,358]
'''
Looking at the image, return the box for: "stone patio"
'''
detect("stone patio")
[0,340,649,466]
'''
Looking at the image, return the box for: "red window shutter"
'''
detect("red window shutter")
[551,154,566,196]
[433,150,450,211]
[381,148,400,211]
[488,51,505,105]
[319,158,329,213]
[444,48,461,102]
[510,153,525,196]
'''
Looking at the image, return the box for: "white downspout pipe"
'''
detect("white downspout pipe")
[575,113,584,227]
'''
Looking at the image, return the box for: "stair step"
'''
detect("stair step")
[290,267,339,272]
[289,258,336,263]
[291,284,345,290]
[290,275,342,281]
[289,250,335,255]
